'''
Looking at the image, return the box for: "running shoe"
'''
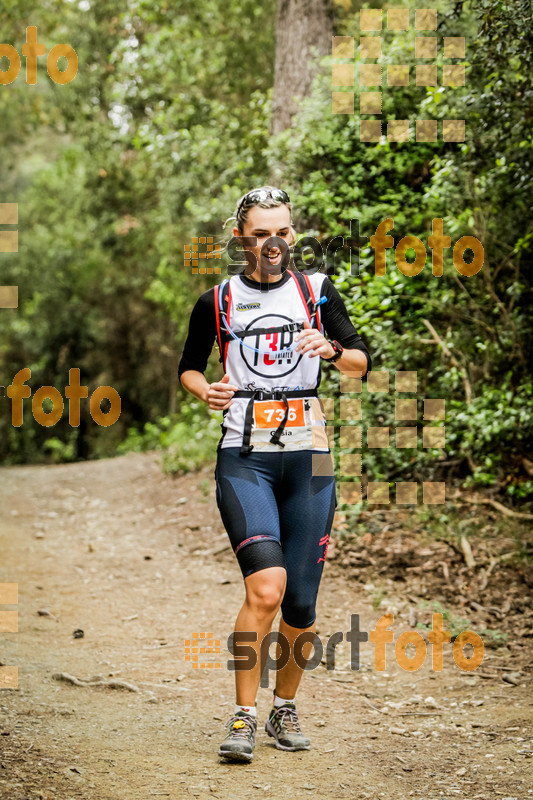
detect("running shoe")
[265,702,311,751]
[218,710,257,762]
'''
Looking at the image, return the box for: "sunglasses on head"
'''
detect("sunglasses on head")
[237,188,290,215]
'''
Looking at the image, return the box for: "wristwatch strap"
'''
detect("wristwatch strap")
[324,340,344,363]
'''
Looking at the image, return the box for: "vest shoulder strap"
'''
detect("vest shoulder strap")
[214,270,322,367]
[287,269,322,331]
[214,279,231,367]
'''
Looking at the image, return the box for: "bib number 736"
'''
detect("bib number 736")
[265,407,296,423]
[253,399,305,428]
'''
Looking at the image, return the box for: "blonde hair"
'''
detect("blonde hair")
[222,185,297,246]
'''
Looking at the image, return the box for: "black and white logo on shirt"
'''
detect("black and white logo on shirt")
[240,313,302,379]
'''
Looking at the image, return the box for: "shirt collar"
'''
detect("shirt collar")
[238,270,292,291]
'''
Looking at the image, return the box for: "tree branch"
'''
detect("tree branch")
[421,319,472,404]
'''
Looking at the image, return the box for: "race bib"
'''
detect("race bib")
[253,399,306,429]
[250,398,327,450]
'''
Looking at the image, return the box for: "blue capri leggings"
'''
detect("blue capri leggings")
[214,447,337,629]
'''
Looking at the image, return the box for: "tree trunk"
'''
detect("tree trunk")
[271,0,334,138]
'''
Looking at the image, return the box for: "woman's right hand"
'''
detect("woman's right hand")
[205,374,239,410]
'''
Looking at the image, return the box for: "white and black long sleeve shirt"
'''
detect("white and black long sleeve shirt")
[178,270,372,451]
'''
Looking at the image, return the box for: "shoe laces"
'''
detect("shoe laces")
[273,704,302,732]
[226,713,256,738]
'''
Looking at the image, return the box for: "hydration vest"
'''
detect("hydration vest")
[213,270,326,456]
[214,269,323,372]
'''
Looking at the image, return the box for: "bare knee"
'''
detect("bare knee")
[245,569,285,616]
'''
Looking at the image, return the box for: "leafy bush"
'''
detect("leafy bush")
[264,0,532,509]
[117,402,222,475]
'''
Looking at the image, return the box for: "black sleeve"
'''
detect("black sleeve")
[177,288,218,382]
[320,277,372,374]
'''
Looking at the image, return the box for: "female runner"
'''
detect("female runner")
[178,186,371,762]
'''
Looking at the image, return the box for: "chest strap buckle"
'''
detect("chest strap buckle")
[285,322,300,333]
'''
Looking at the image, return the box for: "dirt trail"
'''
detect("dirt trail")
[0,452,532,800]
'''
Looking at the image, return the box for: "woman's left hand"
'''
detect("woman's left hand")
[294,319,336,359]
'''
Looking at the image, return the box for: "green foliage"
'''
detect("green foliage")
[266,0,532,506]
[416,599,508,649]
[117,418,171,454]
[0,0,530,512]
[160,411,221,475]
[42,434,76,463]
[117,402,222,475]
[0,0,275,464]
[450,383,532,494]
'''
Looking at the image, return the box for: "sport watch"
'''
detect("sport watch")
[323,340,344,363]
